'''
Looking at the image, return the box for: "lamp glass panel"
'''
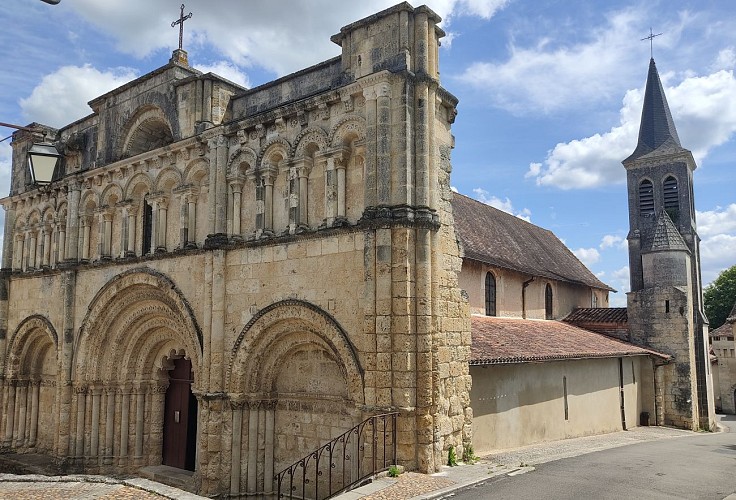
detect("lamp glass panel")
[29,154,58,183]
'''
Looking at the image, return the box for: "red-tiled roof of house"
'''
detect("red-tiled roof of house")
[563,307,628,324]
[710,322,733,338]
[451,193,614,291]
[470,316,670,365]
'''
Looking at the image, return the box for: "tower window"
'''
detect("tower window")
[545,283,553,320]
[639,179,654,216]
[485,272,497,317]
[663,176,679,221]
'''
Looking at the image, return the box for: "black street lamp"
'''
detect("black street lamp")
[0,122,62,185]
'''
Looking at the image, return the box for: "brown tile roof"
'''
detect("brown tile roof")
[563,308,628,324]
[470,316,670,365]
[710,322,733,338]
[452,193,613,291]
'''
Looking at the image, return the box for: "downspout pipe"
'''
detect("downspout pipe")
[522,276,535,319]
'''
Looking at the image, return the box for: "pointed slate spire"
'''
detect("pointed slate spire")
[642,210,689,253]
[625,58,686,162]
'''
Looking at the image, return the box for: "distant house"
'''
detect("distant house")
[710,302,736,413]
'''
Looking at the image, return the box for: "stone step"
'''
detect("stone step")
[137,464,195,492]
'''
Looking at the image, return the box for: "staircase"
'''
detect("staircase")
[274,412,398,500]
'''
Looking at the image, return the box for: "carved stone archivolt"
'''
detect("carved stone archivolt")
[227,299,364,403]
[74,268,202,385]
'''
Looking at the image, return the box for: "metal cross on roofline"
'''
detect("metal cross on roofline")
[171,4,193,51]
[641,27,663,59]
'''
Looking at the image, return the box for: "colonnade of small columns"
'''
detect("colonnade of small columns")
[1,378,45,450]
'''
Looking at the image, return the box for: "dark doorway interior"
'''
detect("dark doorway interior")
[162,357,197,471]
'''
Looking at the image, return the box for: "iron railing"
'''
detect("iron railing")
[275,412,398,499]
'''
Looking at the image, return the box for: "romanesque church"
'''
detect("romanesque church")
[0,2,715,497]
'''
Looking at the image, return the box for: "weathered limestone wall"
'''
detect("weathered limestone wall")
[628,286,698,429]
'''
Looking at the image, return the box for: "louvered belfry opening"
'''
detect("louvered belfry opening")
[639,179,654,216]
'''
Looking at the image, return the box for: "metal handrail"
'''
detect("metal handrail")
[275,412,398,499]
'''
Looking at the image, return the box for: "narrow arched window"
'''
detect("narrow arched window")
[142,199,153,255]
[639,179,654,216]
[663,175,679,221]
[485,272,496,316]
[545,283,553,320]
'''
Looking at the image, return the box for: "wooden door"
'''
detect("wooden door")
[163,358,196,470]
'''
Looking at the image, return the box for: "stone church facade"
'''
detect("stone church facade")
[0,3,471,496]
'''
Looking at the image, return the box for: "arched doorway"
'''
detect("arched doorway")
[227,300,365,497]
[73,269,203,471]
[163,356,197,471]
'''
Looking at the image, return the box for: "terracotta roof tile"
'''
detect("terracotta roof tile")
[710,322,733,338]
[563,307,628,324]
[452,193,613,291]
[470,316,669,365]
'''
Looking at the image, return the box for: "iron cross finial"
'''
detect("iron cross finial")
[641,28,663,59]
[171,4,193,51]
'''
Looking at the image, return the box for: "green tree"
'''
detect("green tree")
[704,265,736,330]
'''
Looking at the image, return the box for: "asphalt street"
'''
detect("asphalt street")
[452,415,736,500]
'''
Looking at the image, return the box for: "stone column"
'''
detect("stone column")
[363,87,378,208]
[90,387,102,459]
[134,387,145,460]
[149,199,158,255]
[264,401,275,495]
[1,202,16,270]
[66,179,81,262]
[28,380,40,447]
[4,382,15,446]
[74,385,86,458]
[215,136,228,236]
[81,217,91,261]
[336,155,347,220]
[22,231,29,270]
[415,81,430,208]
[376,83,391,205]
[263,171,275,235]
[57,221,66,263]
[28,230,37,269]
[156,198,168,252]
[119,387,130,464]
[246,401,259,494]
[230,402,244,495]
[104,388,115,464]
[102,211,113,259]
[42,226,51,267]
[297,165,310,230]
[186,196,197,248]
[325,157,336,226]
[230,180,244,238]
[13,234,23,270]
[126,207,137,257]
[15,381,28,447]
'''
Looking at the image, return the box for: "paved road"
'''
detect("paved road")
[453,415,736,500]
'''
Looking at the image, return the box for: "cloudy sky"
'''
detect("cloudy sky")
[1,0,735,305]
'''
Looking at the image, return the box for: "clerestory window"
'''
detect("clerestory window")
[485,272,497,317]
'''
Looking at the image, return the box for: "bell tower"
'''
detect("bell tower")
[624,58,715,430]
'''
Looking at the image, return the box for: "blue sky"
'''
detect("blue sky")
[1,0,735,305]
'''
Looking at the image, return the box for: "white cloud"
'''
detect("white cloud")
[527,69,736,189]
[19,65,138,128]
[194,61,250,88]
[600,234,627,250]
[573,247,600,267]
[606,265,630,307]
[456,7,650,113]
[696,204,736,238]
[66,1,508,78]
[712,47,736,72]
[701,234,736,285]
[472,187,531,221]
